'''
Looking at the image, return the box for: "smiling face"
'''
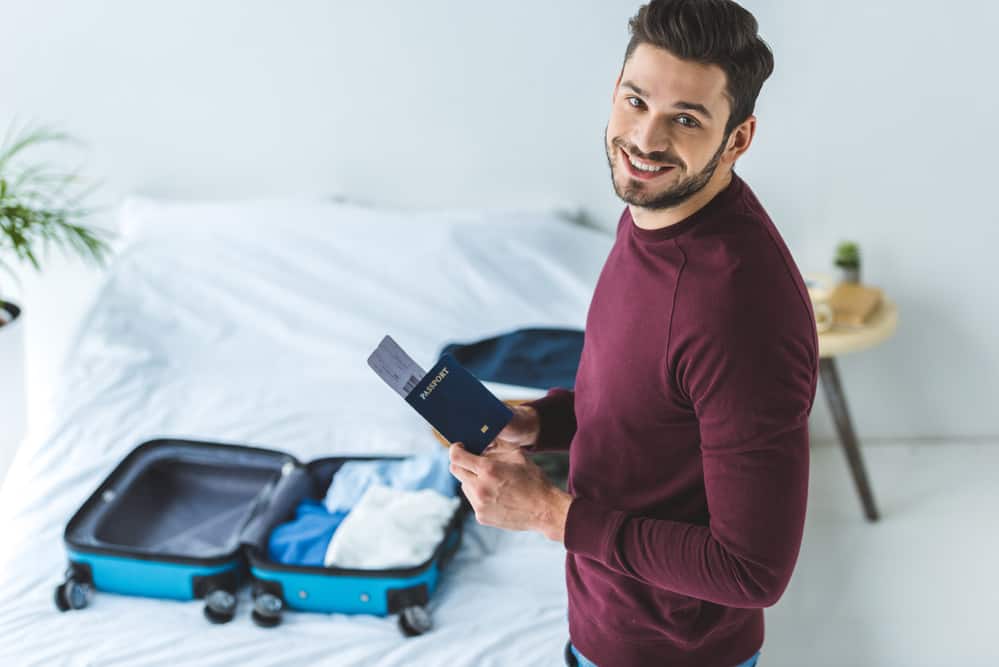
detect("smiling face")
[605,44,737,211]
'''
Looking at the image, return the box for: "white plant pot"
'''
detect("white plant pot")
[0,301,27,484]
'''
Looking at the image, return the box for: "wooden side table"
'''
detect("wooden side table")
[817,298,899,521]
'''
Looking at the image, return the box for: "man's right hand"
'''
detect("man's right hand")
[482,403,540,455]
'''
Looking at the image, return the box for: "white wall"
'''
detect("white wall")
[0,0,995,442]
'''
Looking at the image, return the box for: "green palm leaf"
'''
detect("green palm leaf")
[0,121,111,310]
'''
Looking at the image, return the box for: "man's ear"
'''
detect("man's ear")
[726,115,757,164]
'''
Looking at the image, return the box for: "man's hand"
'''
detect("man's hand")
[482,403,541,455]
[449,442,572,543]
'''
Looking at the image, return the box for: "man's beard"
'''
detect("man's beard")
[605,127,729,210]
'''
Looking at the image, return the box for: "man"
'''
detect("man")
[448,1,818,665]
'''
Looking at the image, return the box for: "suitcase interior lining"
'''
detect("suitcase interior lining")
[93,458,279,558]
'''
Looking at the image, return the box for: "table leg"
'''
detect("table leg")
[819,357,880,522]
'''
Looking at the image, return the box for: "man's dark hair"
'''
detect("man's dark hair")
[624,0,774,136]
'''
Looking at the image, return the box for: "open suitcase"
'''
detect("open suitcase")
[56,438,466,635]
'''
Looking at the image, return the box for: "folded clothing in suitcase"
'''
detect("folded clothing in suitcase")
[57,438,466,634]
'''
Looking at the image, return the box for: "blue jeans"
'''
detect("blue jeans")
[568,643,761,667]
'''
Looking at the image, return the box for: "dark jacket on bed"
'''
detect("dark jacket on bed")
[526,172,818,667]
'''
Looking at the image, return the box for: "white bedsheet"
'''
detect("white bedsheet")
[0,198,612,666]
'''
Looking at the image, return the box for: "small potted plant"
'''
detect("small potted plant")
[834,240,861,284]
[0,122,111,440]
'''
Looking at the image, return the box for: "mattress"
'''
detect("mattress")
[0,198,612,666]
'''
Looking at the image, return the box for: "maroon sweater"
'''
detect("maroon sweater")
[527,172,818,667]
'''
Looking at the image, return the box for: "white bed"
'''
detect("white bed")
[0,197,613,666]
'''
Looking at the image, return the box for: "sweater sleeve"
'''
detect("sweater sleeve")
[523,388,577,452]
[563,274,818,608]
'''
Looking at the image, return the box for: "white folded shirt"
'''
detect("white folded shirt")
[323,483,460,570]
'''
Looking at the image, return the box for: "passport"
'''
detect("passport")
[368,336,514,455]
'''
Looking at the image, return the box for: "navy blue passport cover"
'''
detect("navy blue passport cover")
[404,353,513,454]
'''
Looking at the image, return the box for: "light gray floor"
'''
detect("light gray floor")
[765,440,999,667]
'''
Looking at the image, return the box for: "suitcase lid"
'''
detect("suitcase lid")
[64,438,307,566]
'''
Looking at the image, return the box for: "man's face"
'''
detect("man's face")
[606,44,733,210]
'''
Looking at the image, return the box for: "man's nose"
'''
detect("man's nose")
[632,120,671,159]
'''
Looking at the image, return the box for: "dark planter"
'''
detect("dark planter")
[1,301,21,328]
[1,299,27,461]
[837,265,861,285]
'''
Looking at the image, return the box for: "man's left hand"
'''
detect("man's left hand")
[448,442,572,543]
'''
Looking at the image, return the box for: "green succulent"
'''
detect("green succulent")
[834,241,860,269]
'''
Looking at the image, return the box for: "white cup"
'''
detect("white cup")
[813,301,834,333]
[803,273,836,333]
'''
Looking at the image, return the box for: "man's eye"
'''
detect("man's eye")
[677,115,700,128]
[626,96,644,109]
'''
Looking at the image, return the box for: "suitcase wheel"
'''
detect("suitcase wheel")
[251,592,283,629]
[54,576,90,612]
[398,605,432,637]
[203,589,237,624]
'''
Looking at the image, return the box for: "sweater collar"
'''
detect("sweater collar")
[627,170,744,243]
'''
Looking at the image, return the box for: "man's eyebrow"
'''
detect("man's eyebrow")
[674,100,713,120]
[620,80,651,98]
[620,80,713,121]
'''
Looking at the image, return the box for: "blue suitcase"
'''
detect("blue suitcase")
[57,438,466,635]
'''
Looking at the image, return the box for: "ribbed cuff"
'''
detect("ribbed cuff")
[564,495,627,564]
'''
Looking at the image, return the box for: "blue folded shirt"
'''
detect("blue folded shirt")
[323,448,457,513]
[267,499,348,567]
